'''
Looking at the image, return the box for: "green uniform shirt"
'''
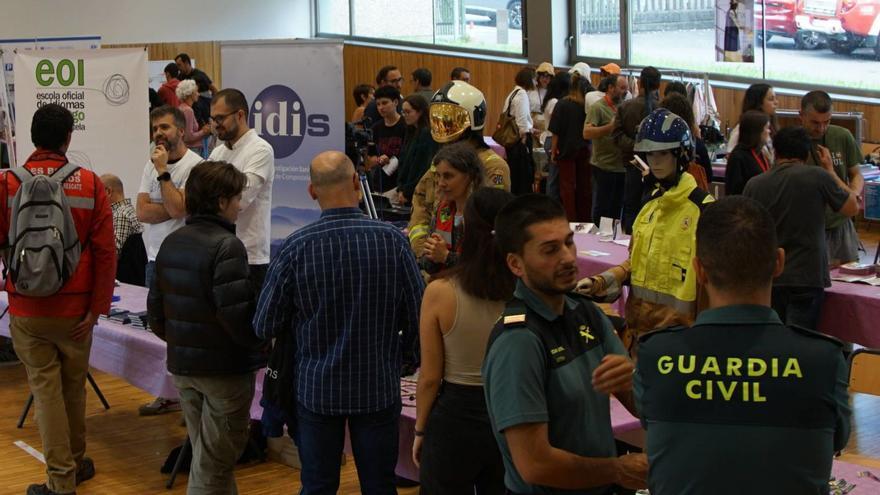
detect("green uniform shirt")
[585,98,624,173]
[804,125,862,229]
[483,280,628,495]
[635,305,851,495]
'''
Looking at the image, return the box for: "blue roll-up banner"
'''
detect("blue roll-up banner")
[864,181,880,221]
[221,40,345,256]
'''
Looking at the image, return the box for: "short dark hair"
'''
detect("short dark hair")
[640,66,662,92]
[164,62,180,78]
[31,103,74,151]
[515,67,536,91]
[801,90,832,113]
[175,53,191,65]
[150,105,186,131]
[598,74,618,93]
[495,194,567,256]
[374,85,401,103]
[214,88,249,118]
[659,93,696,129]
[185,161,247,216]
[442,187,517,301]
[450,67,470,80]
[412,68,432,87]
[432,141,483,185]
[773,126,812,161]
[736,110,770,151]
[376,65,399,86]
[664,81,688,97]
[353,84,373,106]
[696,196,778,292]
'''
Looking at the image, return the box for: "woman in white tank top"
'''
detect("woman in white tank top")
[413,187,516,494]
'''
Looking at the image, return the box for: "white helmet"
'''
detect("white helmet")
[429,81,487,143]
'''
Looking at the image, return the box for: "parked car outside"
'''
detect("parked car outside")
[465,0,523,30]
[796,0,880,58]
[757,0,826,48]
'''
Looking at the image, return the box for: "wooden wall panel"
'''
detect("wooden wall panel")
[343,45,530,133]
[105,41,222,89]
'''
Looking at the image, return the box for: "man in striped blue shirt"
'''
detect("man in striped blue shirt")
[255,150,423,495]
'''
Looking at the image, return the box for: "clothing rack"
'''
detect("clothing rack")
[617,67,719,128]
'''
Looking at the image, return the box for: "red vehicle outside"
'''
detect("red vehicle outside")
[797,0,880,57]
[758,0,826,48]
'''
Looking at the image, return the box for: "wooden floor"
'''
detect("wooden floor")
[1,225,879,494]
[0,365,419,495]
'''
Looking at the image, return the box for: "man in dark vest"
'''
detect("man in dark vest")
[635,195,851,495]
[483,194,647,495]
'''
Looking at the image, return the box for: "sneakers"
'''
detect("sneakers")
[76,457,95,485]
[26,484,74,495]
[138,397,181,416]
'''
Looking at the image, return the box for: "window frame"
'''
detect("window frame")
[314,0,529,59]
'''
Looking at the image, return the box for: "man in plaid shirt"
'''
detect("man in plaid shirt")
[101,174,142,255]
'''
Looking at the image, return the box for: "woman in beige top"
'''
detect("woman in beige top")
[413,187,516,494]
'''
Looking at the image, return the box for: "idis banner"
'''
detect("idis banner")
[222,40,344,254]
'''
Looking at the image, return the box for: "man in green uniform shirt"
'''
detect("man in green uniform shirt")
[801,90,864,265]
[483,194,647,495]
[635,196,851,495]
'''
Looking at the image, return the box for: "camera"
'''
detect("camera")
[345,118,376,169]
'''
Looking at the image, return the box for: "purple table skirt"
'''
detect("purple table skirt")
[574,233,880,347]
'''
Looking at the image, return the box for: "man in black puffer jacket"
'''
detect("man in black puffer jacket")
[147,160,267,494]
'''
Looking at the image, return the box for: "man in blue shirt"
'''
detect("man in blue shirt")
[635,196,851,494]
[483,194,647,495]
[254,150,423,495]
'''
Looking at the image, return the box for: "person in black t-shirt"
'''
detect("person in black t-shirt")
[548,71,591,221]
[175,53,218,95]
[366,86,407,193]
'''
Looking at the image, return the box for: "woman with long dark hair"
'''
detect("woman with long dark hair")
[726,83,778,157]
[540,72,572,203]
[549,70,592,221]
[725,110,772,195]
[413,187,516,495]
[397,94,439,204]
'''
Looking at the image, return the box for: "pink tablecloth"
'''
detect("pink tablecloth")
[483,136,507,160]
[574,233,880,348]
[831,460,880,494]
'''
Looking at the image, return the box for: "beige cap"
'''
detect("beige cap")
[536,62,555,75]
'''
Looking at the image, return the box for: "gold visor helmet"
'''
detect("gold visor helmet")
[429,81,487,144]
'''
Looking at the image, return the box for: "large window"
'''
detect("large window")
[316,0,525,55]
[573,0,880,94]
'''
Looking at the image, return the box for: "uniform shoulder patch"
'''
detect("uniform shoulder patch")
[788,325,843,347]
[638,325,687,343]
[501,299,529,329]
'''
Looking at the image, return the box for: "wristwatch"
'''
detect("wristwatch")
[157,171,171,182]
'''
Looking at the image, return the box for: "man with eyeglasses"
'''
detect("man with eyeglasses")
[208,89,275,290]
[363,65,404,125]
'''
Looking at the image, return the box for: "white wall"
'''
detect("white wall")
[0,0,312,44]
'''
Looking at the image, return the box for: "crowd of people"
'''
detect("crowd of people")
[0,55,866,495]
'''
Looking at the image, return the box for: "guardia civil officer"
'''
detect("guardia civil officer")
[635,196,851,495]
[482,194,647,495]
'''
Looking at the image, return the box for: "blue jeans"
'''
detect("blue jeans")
[294,401,401,495]
[771,286,825,331]
[544,139,560,202]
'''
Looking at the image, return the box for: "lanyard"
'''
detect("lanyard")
[604,94,616,113]
[751,149,769,173]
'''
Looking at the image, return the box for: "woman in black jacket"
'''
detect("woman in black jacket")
[148,160,267,494]
[725,110,771,195]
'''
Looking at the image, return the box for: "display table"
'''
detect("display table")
[574,232,880,348]
[831,460,880,494]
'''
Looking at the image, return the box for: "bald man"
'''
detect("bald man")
[254,151,424,495]
[101,173,142,255]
